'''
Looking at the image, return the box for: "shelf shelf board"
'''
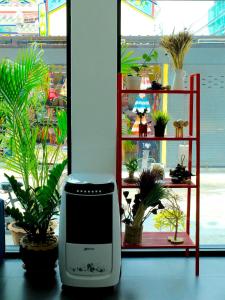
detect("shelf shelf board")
[122,135,196,141]
[122,178,197,189]
[121,232,195,249]
[121,89,197,94]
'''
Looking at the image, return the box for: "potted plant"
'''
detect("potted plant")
[121,42,142,76]
[0,44,67,273]
[127,50,158,90]
[121,170,167,244]
[121,41,158,90]
[122,114,138,161]
[160,30,192,90]
[153,190,185,244]
[151,110,170,137]
[169,155,194,184]
[124,158,138,183]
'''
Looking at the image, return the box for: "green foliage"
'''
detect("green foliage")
[154,190,186,241]
[124,158,138,173]
[151,110,170,126]
[0,44,50,189]
[121,42,158,76]
[5,159,67,242]
[130,50,158,76]
[54,109,67,145]
[121,43,141,74]
[154,209,185,232]
[0,45,68,242]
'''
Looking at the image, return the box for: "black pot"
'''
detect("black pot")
[154,124,166,137]
[20,235,58,273]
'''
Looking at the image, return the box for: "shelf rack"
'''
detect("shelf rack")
[116,73,200,275]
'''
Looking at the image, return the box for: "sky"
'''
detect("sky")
[156,1,214,35]
[121,0,214,36]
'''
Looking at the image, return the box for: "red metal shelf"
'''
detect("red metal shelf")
[122,135,197,141]
[122,178,197,189]
[121,89,197,94]
[121,232,195,249]
[117,73,201,275]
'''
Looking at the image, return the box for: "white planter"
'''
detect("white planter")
[126,76,142,90]
[172,69,185,90]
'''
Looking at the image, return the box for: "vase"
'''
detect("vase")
[124,224,143,244]
[172,69,185,90]
[126,76,142,90]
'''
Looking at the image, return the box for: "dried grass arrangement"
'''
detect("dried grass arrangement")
[160,30,192,70]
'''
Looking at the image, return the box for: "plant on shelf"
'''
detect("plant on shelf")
[122,114,138,162]
[169,155,194,184]
[150,163,164,181]
[129,49,158,77]
[122,41,158,90]
[0,44,67,273]
[151,110,170,137]
[121,170,167,244]
[153,190,186,244]
[124,158,138,183]
[160,30,192,89]
[121,42,142,75]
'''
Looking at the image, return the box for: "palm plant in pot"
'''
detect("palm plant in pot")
[0,44,67,272]
[151,110,170,137]
[121,170,167,244]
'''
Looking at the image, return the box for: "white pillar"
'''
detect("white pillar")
[71,0,117,174]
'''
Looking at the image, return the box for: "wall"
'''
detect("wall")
[71,0,117,175]
[0,47,66,65]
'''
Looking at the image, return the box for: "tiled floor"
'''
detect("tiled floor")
[1,257,225,300]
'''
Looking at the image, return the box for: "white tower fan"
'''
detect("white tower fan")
[59,173,121,288]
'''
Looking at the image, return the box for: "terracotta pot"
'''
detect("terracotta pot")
[124,224,143,244]
[20,234,58,273]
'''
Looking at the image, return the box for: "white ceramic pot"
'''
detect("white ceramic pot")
[126,76,142,90]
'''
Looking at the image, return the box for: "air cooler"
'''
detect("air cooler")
[59,173,121,288]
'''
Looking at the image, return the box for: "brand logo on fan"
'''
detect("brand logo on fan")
[83,247,95,251]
